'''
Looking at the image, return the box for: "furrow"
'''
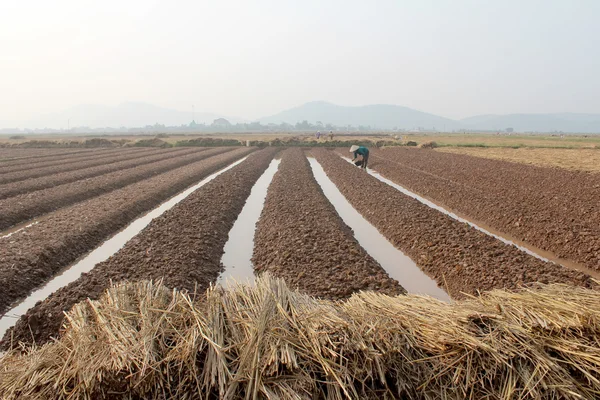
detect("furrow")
[0,147,254,317]
[367,147,600,271]
[2,148,278,346]
[315,149,595,299]
[252,148,405,300]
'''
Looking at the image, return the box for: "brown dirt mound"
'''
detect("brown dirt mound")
[419,141,438,149]
[134,138,171,147]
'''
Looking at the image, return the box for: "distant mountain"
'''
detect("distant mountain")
[259,101,600,133]
[259,101,460,130]
[19,102,245,129]
[461,113,600,133]
[5,100,600,132]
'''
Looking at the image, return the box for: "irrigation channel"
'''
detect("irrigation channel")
[1,151,458,340]
[0,221,40,239]
[340,155,600,279]
[308,158,450,301]
[218,159,281,287]
[0,157,248,338]
[217,156,449,300]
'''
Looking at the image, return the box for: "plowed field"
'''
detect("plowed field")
[1,145,598,357]
[316,149,595,298]
[4,148,279,346]
[0,148,253,315]
[365,147,600,271]
[253,148,404,299]
[0,147,231,230]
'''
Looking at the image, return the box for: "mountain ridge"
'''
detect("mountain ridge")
[259,102,600,133]
[4,101,600,133]
[259,101,460,130]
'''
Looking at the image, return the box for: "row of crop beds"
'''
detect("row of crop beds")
[315,149,595,298]
[0,148,234,229]
[252,148,404,299]
[0,148,197,199]
[364,147,600,271]
[5,148,280,345]
[2,146,597,351]
[0,148,108,164]
[0,147,254,315]
[0,148,156,183]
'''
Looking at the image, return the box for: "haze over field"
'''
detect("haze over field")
[1,1,599,131]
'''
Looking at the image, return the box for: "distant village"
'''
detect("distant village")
[1,118,544,136]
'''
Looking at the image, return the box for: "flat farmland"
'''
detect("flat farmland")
[1,145,599,399]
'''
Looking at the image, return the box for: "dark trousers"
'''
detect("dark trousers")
[362,152,369,169]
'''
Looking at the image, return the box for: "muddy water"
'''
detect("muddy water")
[308,158,450,301]
[0,157,249,338]
[0,221,40,239]
[218,159,281,288]
[340,156,600,279]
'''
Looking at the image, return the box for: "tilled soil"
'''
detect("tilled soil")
[3,148,279,347]
[0,148,231,231]
[0,148,101,165]
[314,149,596,298]
[0,148,197,200]
[365,147,600,271]
[252,148,405,300]
[0,147,254,316]
[0,148,155,184]
[0,147,147,175]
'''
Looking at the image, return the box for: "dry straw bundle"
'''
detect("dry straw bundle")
[1,275,599,399]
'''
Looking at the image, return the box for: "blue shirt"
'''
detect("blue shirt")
[353,146,369,158]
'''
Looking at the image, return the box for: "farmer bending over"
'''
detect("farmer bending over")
[350,145,369,170]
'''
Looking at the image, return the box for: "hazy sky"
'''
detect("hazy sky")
[1,0,599,125]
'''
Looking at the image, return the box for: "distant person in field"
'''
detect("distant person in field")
[350,145,369,170]
[316,131,321,140]
[329,131,334,141]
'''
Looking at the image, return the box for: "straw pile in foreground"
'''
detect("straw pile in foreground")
[1,275,599,399]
